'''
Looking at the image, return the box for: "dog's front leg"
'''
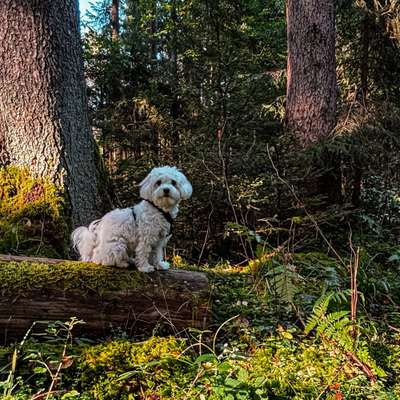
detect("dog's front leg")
[135,239,155,273]
[153,237,170,271]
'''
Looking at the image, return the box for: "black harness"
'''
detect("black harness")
[131,199,173,235]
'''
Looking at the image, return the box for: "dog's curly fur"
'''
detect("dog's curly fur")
[71,166,192,272]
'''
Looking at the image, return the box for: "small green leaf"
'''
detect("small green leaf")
[254,376,266,387]
[237,367,249,382]
[217,361,232,372]
[195,353,217,364]
[117,370,139,380]
[225,377,241,388]
[33,366,48,374]
[61,390,80,399]
[280,331,293,340]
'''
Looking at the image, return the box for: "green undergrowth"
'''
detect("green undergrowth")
[1,330,399,399]
[0,166,66,258]
[1,246,400,399]
[0,261,148,296]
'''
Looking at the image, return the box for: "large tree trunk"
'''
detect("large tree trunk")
[0,256,210,344]
[0,0,105,228]
[285,0,341,205]
[286,0,337,146]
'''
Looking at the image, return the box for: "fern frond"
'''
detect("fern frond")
[305,292,334,334]
[305,292,386,380]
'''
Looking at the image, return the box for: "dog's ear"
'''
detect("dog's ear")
[178,173,193,200]
[139,173,153,200]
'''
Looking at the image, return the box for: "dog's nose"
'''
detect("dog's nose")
[163,188,170,195]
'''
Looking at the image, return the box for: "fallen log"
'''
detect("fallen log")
[0,255,210,344]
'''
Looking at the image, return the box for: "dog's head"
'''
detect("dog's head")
[139,166,192,210]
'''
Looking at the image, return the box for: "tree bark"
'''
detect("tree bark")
[359,13,371,105]
[0,0,105,228]
[0,256,210,344]
[286,0,337,146]
[170,0,181,161]
[150,0,158,63]
[111,0,120,41]
[285,0,341,206]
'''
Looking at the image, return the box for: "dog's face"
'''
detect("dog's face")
[139,166,192,210]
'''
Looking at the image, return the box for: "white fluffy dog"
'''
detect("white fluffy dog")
[71,166,192,272]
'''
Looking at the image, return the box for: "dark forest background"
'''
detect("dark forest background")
[83,0,400,263]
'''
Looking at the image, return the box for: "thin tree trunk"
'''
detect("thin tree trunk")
[111,0,120,41]
[150,0,158,62]
[150,1,159,159]
[0,0,105,227]
[360,13,371,105]
[109,0,123,168]
[286,0,337,146]
[170,0,181,161]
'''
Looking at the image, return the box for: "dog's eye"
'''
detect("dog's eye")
[171,180,177,186]
[156,180,162,186]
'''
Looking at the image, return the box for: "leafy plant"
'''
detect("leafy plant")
[305,292,386,381]
[0,318,84,399]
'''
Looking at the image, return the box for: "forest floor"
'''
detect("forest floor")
[1,243,400,400]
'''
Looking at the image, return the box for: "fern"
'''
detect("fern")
[265,263,300,304]
[304,292,333,334]
[305,292,386,379]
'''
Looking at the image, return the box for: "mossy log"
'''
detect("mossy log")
[0,255,210,343]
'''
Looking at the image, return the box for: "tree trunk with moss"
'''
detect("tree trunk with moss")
[0,0,105,227]
[0,256,210,343]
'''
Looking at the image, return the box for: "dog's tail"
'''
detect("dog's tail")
[71,220,100,262]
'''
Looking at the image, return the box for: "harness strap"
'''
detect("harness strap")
[136,199,174,235]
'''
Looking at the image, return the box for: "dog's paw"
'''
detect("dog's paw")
[115,261,129,268]
[156,261,170,271]
[137,264,155,273]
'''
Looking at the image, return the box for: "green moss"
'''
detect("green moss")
[0,166,62,220]
[0,166,66,257]
[73,337,193,400]
[72,334,398,400]
[0,261,148,296]
[251,339,346,398]
[247,335,399,399]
